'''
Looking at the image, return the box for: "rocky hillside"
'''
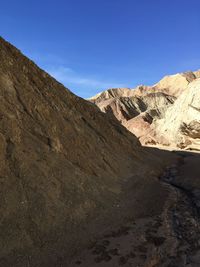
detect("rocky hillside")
[0,37,174,267]
[90,70,200,149]
[2,36,200,267]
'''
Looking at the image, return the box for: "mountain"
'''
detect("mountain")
[90,71,198,103]
[89,87,133,103]
[0,37,173,266]
[90,70,200,149]
[1,37,200,267]
[153,71,197,97]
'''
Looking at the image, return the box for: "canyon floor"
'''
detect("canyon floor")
[69,148,200,267]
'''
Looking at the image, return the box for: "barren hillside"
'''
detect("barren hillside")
[0,37,172,267]
[1,37,200,267]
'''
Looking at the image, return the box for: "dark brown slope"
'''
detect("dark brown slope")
[0,37,173,267]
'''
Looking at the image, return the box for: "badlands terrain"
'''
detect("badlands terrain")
[0,36,200,267]
[90,70,200,150]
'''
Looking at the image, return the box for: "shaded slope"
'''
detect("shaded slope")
[0,37,141,265]
[0,37,173,267]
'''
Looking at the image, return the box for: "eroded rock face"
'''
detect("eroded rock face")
[91,90,176,144]
[156,79,200,150]
[90,70,200,149]
[96,96,147,122]
[89,88,134,103]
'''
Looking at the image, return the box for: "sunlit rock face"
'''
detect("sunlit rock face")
[156,78,200,150]
[90,70,200,149]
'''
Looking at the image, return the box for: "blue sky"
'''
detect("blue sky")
[1,0,200,98]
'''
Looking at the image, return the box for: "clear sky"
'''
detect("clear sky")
[1,0,200,98]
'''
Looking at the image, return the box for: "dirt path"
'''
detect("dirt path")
[69,150,200,267]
